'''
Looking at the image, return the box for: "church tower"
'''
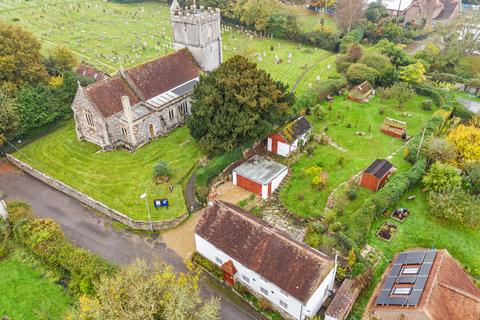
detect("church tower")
[170,2,222,72]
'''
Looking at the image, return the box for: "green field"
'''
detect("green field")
[14,121,204,221]
[349,186,480,318]
[0,0,336,93]
[0,249,72,320]
[280,95,432,218]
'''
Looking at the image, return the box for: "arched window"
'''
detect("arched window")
[85,109,94,128]
[121,127,127,137]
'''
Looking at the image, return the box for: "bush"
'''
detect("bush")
[153,160,172,180]
[346,63,379,85]
[346,44,363,62]
[191,252,223,280]
[404,116,446,163]
[6,201,34,227]
[463,162,480,195]
[412,85,445,108]
[453,104,475,122]
[339,27,365,53]
[422,99,434,111]
[305,231,322,248]
[428,188,480,227]
[422,162,462,193]
[335,54,353,74]
[316,78,347,102]
[346,189,358,201]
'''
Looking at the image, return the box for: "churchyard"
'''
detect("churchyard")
[0,0,336,93]
[0,249,73,319]
[13,122,204,221]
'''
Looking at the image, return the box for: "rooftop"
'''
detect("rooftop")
[364,159,394,179]
[277,116,312,144]
[195,201,335,303]
[233,155,288,185]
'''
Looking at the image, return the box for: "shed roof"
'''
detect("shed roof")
[277,116,312,144]
[364,159,394,179]
[325,279,360,320]
[233,155,288,185]
[196,201,335,303]
[76,63,109,82]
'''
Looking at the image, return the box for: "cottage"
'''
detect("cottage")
[71,3,222,151]
[267,116,313,157]
[348,81,374,103]
[360,159,394,192]
[381,118,408,140]
[233,155,288,199]
[195,201,337,320]
[368,249,480,320]
[76,62,110,82]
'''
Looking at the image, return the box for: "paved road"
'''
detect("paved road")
[0,160,264,320]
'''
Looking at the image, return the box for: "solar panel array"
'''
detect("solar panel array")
[375,250,437,307]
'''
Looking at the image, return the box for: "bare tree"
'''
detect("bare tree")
[334,0,364,33]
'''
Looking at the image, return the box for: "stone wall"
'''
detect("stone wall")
[6,154,188,231]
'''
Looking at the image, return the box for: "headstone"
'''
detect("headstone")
[316,75,321,82]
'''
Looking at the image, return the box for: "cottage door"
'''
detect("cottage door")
[149,124,155,139]
[220,260,237,287]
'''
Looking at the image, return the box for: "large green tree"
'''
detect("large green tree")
[0,89,20,143]
[0,23,48,89]
[188,55,292,154]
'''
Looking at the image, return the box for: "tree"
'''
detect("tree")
[334,0,364,33]
[360,52,398,86]
[265,13,299,40]
[422,137,457,164]
[463,161,480,195]
[428,187,480,226]
[346,44,363,62]
[380,82,415,108]
[188,56,291,154]
[0,23,48,89]
[0,89,21,142]
[377,39,415,67]
[44,46,78,76]
[447,122,480,162]
[436,14,480,60]
[365,0,388,22]
[400,62,426,84]
[345,63,379,85]
[66,260,219,320]
[422,161,462,193]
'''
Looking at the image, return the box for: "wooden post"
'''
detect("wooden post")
[416,125,427,161]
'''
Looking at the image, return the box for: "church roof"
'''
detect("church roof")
[196,200,335,303]
[83,49,201,118]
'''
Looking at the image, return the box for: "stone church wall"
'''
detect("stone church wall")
[6,154,188,231]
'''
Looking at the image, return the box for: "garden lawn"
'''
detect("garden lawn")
[349,186,480,318]
[0,249,73,320]
[0,0,336,93]
[280,95,432,219]
[13,121,204,221]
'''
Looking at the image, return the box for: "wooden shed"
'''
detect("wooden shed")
[360,159,394,192]
[348,81,374,103]
[267,116,312,157]
[381,118,408,140]
[233,155,288,199]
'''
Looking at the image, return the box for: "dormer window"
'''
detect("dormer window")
[393,287,412,295]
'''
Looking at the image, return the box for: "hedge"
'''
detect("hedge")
[404,114,447,163]
[339,27,365,53]
[342,158,428,249]
[6,202,114,296]
[412,85,446,108]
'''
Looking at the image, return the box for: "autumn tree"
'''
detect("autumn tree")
[334,0,364,33]
[44,46,78,76]
[400,62,426,84]
[447,119,480,162]
[188,55,292,154]
[0,23,48,89]
[67,259,219,320]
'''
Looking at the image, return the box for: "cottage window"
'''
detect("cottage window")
[178,102,189,116]
[85,109,94,128]
[121,127,127,137]
[242,275,250,284]
[260,287,268,296]
[169,109,175,121]
[279,300,288,310]
[215,257,222,265]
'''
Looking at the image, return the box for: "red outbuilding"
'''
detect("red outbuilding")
[360,159,394,192]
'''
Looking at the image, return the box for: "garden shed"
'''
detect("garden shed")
[267,116,313,157]
[232,155,288,199]
[381,117,408,140]
[360,159,394,192]
[348,81,374,103]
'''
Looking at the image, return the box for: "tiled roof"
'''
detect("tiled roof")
[76,63,109,82]
[369,249,480,320]
[195,201,335,303]
[85,76,140,118]
[278,116,312,144]
[124,48,201,101]
[325,279,360,320]
[364,159,394,179]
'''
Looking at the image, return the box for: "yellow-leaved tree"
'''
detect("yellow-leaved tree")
[447,116,480,162]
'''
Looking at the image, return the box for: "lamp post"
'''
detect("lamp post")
[140,193,154,232]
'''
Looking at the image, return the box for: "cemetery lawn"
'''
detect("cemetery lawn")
[279,95,432,219]
[13,121,204,221]
[349,186,480,318]
[0,0,336,93]
[0,249,73,320]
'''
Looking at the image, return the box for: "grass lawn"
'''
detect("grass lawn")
[280,95,432,218]
[13,121,204,221]
[0,249,73,320]
[348,186,480,318]
[0,0,336,93]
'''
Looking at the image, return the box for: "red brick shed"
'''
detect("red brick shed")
[360,159,394,192]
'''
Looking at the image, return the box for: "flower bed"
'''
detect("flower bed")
[391,208,410,223]
[376,222,397,241]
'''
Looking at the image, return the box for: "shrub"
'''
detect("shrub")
[339,27,365,53]
[6,201,34,227]
[191,252,223,280]
[335,54,353,74]
[346,44,363,62]
[346,189,358,201]
[428,188,480,227]
[422,99,434,111]
[346,63,379,86]
[463,162,480,195]
[316,78,347,102]
[312,172,329,190]
[334,232,355,253]
[305,231,322,248]
[404,116,445,163]
[453,104,475,122]
[153,161,172,180]
[330,221,343,232]
[412,85,445,108]
[422,162,462,193]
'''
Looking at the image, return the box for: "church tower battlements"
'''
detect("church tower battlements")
[171,2,222,72]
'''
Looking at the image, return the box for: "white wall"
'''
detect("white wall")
[232,171,238,185]
[195,234,335,320]
[277,141,291,157]
[271,168,289,193]
[267,138,273,152]
[0,200,7,220]
[304,265,337,318]
[261,184,269,199]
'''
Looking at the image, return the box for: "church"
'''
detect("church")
[71,1,222,151]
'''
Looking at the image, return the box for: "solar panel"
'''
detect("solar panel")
[386,296,408,306]
[424,250,437,263]
[384,276,396,289]
[413,276,428,290]
[407,289,423,306]
[395,252,408,265]
[376,290,390,305]
[419,263,433,276]
[405,251,426,264]
[396,275,417,284]
[390,264,402,277]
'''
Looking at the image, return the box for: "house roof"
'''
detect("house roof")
[233,155,288,185]
[433,0,459,21]
[364,159,394,179]
[82,49,201,118]
[277,116,312,144]
[76,63,109,82]
[369,249,480,320]
[195,201,335,303]
[367,0,415,12]
[325,279,360,320]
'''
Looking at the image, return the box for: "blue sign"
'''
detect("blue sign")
[154,199,169,208]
